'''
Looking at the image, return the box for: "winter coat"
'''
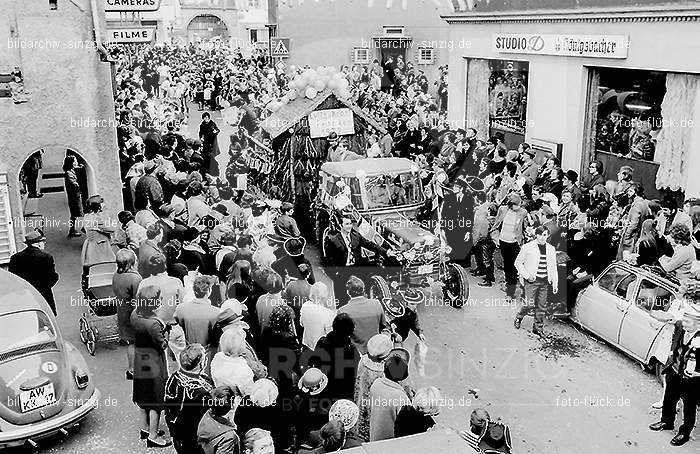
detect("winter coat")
[197,411,240,454]
[80,212,116,267]
[369,378,411,442]
[210,352,255,396]
[394,406,436,438]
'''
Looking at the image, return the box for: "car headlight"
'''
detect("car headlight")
[74,368,89,389]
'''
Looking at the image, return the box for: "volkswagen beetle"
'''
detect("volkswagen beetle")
[0,269,100,449]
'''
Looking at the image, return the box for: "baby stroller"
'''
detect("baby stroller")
[78,261,120,355]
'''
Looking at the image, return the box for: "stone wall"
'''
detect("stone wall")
[0,0,121,244]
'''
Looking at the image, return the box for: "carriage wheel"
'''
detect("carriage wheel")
[86,328,97,356]
[443,263,469,308]
[79,317,89,344]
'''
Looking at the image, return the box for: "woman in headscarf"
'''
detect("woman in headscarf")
[131,285,171,447]
[635,219,660,266]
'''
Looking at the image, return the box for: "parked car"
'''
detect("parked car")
[0,269,100,449]
[571,261,680,381]
[313,158,469,307]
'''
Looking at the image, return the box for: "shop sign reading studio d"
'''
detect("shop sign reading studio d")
[493,34,629,59]
[308,108,355,139]
[104,0,161,12]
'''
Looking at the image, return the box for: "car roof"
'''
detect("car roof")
[320,158,417,178]
[610,261,680,289]
[0,269,54,314]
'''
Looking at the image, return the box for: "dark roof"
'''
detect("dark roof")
[260,90,386,139]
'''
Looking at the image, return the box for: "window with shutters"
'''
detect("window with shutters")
[417,47,435,65]
[0,173,17,264]
[353,47,371,65]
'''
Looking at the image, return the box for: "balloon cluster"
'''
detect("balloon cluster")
[266,65,352,113]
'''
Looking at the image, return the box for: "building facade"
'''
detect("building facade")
[0,0,121,261]
[275,0,454,83]
[443,1,700,199]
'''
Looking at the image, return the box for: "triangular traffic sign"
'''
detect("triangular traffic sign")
[273,39,289,56]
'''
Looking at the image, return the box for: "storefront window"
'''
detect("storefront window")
[488,59,529,136]
[594,67,666,161]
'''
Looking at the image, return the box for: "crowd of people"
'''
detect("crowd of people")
[11,39,698,452]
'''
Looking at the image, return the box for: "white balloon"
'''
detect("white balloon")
[326,78,339,90]
[305,87,318,99]
[313,80,326,91]
[287,89,298,100]
[338,78,349,89]
[327,66,338,75]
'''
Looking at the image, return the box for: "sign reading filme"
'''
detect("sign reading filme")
[493,34,629,59]
[104,0,161,12]
[106,28,155,43]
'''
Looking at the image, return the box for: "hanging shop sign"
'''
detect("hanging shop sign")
[106,27,155,43]
[493,34,629,59]
[308,108,355,139]
[104,0,161,11]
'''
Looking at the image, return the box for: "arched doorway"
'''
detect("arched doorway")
[187,14,229,43]
[16,145,96,239]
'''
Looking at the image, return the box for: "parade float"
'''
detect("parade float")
[256,66,387,232]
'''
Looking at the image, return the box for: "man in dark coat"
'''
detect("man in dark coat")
[9,229,59,315]
[441,179,473,266]
[198,112,221,177]
[649,306,700,446]
[323,216,393,305]
[134,161,164,211]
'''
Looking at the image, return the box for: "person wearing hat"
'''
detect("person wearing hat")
[518,143,539,188]
[9,229,59,315]
[272,236,315,285]
[562,169,582,203]
[649,304,700,446]
[353,333,393,442]
[369,352,412,441]
[295,367,332,443]
[441,176,474,267]
[225,141,249,197]
[274,201,301,240]
[389,289,426,344]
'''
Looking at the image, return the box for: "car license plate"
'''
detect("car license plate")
[20,383,56,413]
[416,264,433,275]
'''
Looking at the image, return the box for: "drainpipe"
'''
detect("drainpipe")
[89,0,112,62]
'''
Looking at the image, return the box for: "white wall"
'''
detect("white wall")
[446,17,700,175]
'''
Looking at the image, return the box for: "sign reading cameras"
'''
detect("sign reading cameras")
[106,28,155,43]
[493,34,629,59]
[308,108,355,139]
[104,0,161,12]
